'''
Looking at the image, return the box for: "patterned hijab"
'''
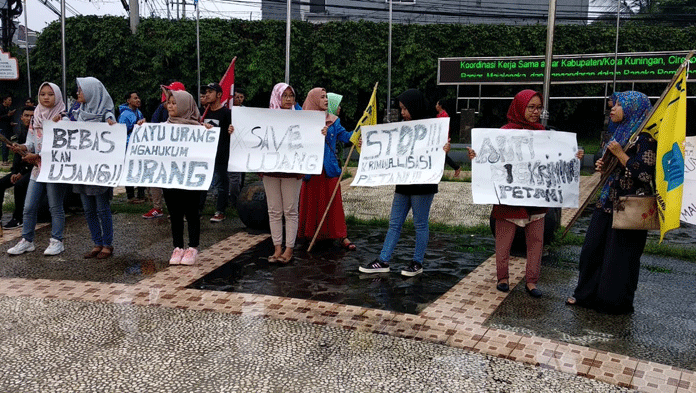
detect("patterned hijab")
[32,82,66,133]
[606,92,620,137]
[166,90,201,125]
[501,89,545,130]
[303,87,337,126]
[269,83,296,110]
[598,91,652,208]
[74,77,115,122]
[327,93,342,116]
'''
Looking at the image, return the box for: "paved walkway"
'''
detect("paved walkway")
[0,176,693,392]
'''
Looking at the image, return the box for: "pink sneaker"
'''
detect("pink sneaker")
[169,247,184,265]
[180,247,198,265]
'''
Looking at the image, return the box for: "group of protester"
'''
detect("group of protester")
[1,78,656,315]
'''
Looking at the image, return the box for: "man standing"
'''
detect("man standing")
[228,87,246,209]
[0,94,16,166]
[233,88,245,107]
[118,91,147,203]
[0,106,33,229]
[200,83,231,222]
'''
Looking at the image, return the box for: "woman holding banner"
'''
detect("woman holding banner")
[566,91,654,314]
[466,90,583,297]
[164,89,213,266]
[7,82,68,256]
[71,77,118,260]
[359,89,451,277]
[297,88,355,251]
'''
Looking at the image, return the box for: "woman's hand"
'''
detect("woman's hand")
[136,119,146,126]
[52,115,62,122]
[321,126,328,136]
[606,141,629,167]
[466,147,476,160]
[10,143,26,154]
[107,118,116,126]
[228,125,235,134]
[358,136,362,147]
[10,173,22,184]
[23,153,40,165]
[203,123,213,129]
[595,157,605,172]
[576,149,584,160]
[443,138,451,153]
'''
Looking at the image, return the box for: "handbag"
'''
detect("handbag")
[612,195,660,230]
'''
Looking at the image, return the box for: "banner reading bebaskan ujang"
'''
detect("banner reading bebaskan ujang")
[681,136,696,225]
[351,118,449,187]
[38,120,127,187]
[122,123,220,190]
[471,128,581,208]
[228,107,326,174]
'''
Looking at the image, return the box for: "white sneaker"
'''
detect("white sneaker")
[180,247,198,265]
[8,238,35,255]
[44,238,65,256]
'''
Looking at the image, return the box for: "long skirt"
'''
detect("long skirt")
[297,171,347,240]
[572,208,648,314]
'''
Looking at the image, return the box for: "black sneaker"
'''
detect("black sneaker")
[3,218,22,229]
[359,259,390,273]
[401,262,423,277]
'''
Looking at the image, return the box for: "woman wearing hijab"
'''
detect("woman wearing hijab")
[71,77,118,259]
[567,91,654,314]
[359,89,451,277]
[297,88,355,250]
[7,82,68,256]
[467,90,583,297]
[164,89,212,266]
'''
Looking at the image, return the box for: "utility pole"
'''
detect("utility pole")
[129,0,139,33]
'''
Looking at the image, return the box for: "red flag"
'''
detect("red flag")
[219,57,237,108]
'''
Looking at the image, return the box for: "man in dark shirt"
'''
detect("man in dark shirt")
[199,83,231,222]
[1,106,34,229]
[0,94,16,165]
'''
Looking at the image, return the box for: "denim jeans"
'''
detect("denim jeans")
[22,179,67,242]
[379,192,435,264]
[80,192,113,247]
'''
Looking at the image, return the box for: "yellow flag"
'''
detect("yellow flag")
[349,84,378,154]
[642,67,688,241]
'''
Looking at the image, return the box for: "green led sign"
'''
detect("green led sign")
[438,52,696,85]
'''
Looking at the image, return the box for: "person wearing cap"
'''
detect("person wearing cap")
[118,91,147,204]
[199,82,232,222]
[142,81,186,219]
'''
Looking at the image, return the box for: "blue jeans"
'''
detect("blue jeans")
[22,179,67,242]
[379,192,435,264]
[80,192,113,247]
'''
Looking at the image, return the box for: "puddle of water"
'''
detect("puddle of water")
[189,226,494,314]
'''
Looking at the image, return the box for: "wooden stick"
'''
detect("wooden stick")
[561,50,694,238]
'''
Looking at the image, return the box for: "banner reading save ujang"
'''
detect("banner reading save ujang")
[122,123,220,190]
[351,118,449,187]
[471,128,581,208]
[228,107,326,174]
[681,136,696,225]
[37,120,127,187]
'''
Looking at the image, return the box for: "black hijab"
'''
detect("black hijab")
[397,89,429,121]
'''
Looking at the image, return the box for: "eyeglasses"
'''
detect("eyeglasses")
[282,94,295,100]
[526,105,543,112]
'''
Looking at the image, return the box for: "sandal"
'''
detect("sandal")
[96,246,113,259]
[341,238,356,251]
[267,255,280,263]
[84,246,102,259]
[278,255,294,264]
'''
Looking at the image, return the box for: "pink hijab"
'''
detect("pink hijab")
[302,87,336,126]
[32,82,66,134]
[269,82,296,110]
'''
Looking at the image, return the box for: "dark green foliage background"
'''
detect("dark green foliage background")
[6,17,696,138]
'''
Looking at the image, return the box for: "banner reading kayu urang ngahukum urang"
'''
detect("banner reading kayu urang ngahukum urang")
[351,117,449,187]
[122,123,220,190]
[471,128,581,208]
[37,120,127,187]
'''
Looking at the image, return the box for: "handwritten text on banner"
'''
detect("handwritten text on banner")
[681,136,696,225]
[38,120,127,187]
[351,118,449,187]
[471,128,581,208]
[122,123,220,190]
[229,107,326,174]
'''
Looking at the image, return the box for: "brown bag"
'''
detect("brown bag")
[612,195,660,230]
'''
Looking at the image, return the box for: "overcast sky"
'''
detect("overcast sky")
[22,0,262,32]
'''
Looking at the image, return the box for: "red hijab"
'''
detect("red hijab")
[502,89,545,130]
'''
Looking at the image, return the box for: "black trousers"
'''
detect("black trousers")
[0,172,30,221]
[573,208,648,314]
[163,188,203,249]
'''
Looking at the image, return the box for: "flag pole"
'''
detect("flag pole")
[561,51,694,238]
[307,82,378,252]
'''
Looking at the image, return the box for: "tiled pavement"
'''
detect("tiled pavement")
[0,175,692,392]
